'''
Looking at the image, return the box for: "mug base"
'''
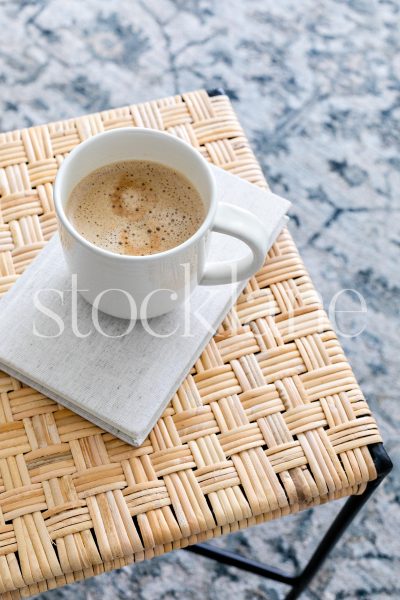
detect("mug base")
[78,289,182,321]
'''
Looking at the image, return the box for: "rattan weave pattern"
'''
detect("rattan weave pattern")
[0,90,381,598]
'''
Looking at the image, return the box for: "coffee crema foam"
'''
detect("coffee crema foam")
[66,160,206,256]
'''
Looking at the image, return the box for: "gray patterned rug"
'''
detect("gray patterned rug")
[0,1,399,598]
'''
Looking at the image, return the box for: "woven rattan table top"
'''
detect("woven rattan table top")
[0,89,381,598]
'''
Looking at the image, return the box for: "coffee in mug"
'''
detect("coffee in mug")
[55,128,268,319]
[66,160,206,256]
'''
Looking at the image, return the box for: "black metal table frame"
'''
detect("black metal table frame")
[184,443,392,599]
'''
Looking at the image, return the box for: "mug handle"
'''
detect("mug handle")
[200,203,269,286]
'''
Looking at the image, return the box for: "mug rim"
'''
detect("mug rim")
[53,127,217,262]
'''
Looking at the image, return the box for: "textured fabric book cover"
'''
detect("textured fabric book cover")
[0,166,290,446]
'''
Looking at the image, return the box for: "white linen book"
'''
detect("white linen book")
[0,166,290,446]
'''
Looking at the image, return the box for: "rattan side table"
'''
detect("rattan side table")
[0,89,392,600]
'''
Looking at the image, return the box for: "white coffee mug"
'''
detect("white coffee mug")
[54,128,269,319]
